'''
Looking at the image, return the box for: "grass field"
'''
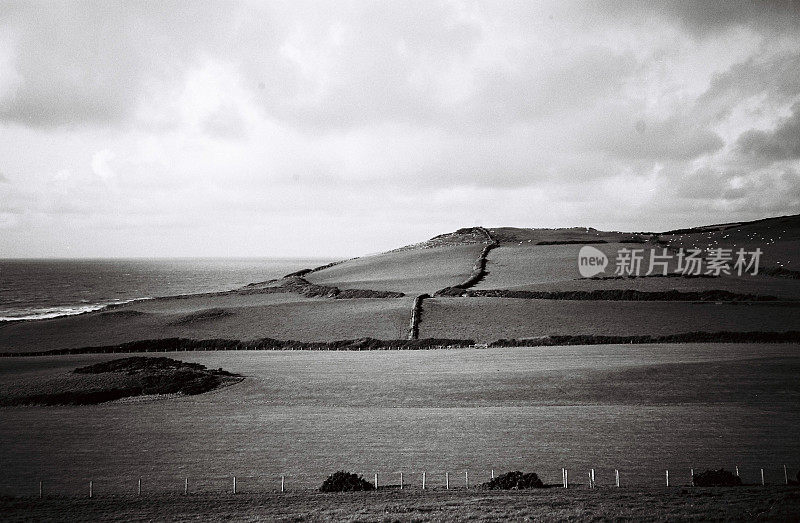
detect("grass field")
[1,344,798,497]
[663,214,800,270]
[305,244,484,294]
[419,297,800,342]
[0,296,414,353]
[2,486,799,521]
[475,243,636,288]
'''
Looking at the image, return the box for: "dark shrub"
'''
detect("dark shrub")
[693,469,742,487]
[319,471,375,492]
[484,471,544,490]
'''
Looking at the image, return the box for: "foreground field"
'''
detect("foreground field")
[2,486,799,522]
[1,345,798,497]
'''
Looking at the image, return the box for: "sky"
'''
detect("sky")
[1,1,799,258]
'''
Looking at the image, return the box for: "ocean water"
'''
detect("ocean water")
[0,258,330,321]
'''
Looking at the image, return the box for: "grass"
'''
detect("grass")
[474,243,630,289]
[0,297,416,353]
[487,272,800,300]
[305,244,484,295]
[2,486,798,521]
[1,345,799,496]
[661,213,800,271]
[419,297,800,343]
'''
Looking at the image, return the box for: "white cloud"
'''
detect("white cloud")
[0,1,798,256]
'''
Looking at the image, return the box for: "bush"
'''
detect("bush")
[484,471,544,490]
[693,469,742,487]
[319,471,375,492]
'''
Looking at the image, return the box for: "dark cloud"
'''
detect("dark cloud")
[698,53,800,124]
[608,0,800,36]
[736,102,800,163]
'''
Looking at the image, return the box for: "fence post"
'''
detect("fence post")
[565,468,568,489]
[399,472,403,490]
[422,471,426,490]
[491,469,494,480]
[666,470,669,487]
[735,465,739,477]
[138,476,141,496]
[591,469,595,488]
[281,475,285,493]
[89,480,93,498]
[784,465,788,485]
[446,472,449,490]
[374,473,378,490]
[761,469,765,486]
[39,481,42,499]
[465,470,469,489]
[690,468,694,487]
[233,476,236,494]
[615,469,620,488]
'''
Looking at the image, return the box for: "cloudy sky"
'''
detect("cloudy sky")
[1,1,799,257]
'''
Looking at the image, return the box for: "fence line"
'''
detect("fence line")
[11,464,797,499]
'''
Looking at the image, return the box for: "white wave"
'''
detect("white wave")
[0,299,139,322]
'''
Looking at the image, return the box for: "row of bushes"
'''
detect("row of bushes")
[435,227,498,296]
[282,259,351,279]
[6,331,800,358]
[590,273,717,280]
[2,337,477,357]
[489,331,800,347]
[246,276,405,299]
[407,294,430,340]
[462,289,778,301]
[317,469,765,491]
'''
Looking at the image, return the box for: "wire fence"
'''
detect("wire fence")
[2,464,797,498]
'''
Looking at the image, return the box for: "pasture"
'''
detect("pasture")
[420,297,800,343]
[3,487,799,521]
[0,296,415,353]
[305,244,483,294]
[1,344,798,497]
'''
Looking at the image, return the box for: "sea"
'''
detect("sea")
[0,258,331,321]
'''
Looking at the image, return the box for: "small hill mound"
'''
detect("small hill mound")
[0,357,242,406]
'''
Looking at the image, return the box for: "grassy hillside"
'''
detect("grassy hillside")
[0,296,415,353]
[1,214,799,353]
[420,297,800,343]
[305,244,484,295]
[662,214,800,270]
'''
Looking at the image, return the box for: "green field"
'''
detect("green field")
[1,344,798,498]
[306,244,484,294]
[0,295,415,353]
[3,487,799,522]
[419,297,800,342]
[3,216,800,521]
